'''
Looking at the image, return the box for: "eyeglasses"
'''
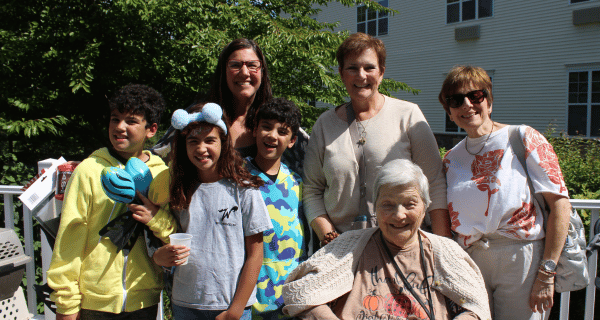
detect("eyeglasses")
[445,89,488,108]
[227,60,262,72]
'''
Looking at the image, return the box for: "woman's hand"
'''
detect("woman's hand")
[129,192,160,224]
[529,270,554,313]
[152,244,190,267]
[310,214,339,246]
[528,193,570,313]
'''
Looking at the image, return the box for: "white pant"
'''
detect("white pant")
[467,234,547,320]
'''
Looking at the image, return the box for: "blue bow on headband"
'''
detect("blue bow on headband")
[171,103,227,134]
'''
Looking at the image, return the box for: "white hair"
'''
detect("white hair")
[373,159,431,208]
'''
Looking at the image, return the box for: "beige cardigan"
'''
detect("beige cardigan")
[302,96,447,232]
[282,228,491,320]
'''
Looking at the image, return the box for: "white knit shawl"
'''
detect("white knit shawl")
[282,228,491,320]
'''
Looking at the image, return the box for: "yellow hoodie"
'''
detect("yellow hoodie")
[48,148,176,315]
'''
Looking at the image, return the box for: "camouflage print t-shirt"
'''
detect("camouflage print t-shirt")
[245,158,308,320]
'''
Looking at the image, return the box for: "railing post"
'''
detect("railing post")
[585,208,599,320]
[23,205,37,315]
[41,229,56,320]
[37,159,59,320]
[1,185,24,229]
[4,194,15,229]
[559,291,570,320]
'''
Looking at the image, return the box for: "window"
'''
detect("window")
[357,0,388,36]
[567,69,600,137]
[445,113,464,133]
[447,0,493,24]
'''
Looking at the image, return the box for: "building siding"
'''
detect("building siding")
[313,0,600,136]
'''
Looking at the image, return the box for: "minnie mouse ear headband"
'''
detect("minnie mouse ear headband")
[171,103,227,134]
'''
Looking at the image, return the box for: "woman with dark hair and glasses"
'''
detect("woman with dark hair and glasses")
[152,38,308,175]
[150,38,309,319]
[203,38,273,154]
[439,65,571,319]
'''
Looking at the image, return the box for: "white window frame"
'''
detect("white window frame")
[357,0,388,37]
[446,0,494,24]
[566,67,600,137]
[444,113,465,134]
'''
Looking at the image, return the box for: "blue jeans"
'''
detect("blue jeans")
[173,305,252,320]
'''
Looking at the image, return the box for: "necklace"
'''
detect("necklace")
[356,118,371,145]
[465,122,494,155]
[352,96,383,145]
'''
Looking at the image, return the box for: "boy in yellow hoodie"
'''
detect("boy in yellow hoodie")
[47,84,175,320]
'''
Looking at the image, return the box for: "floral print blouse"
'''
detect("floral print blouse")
[443,125,568,248]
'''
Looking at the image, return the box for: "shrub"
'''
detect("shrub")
[545,131,600,199]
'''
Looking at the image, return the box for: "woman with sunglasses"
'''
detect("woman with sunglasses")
[303,33,451,250]
[439,65,571,320]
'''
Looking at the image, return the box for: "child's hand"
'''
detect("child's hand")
[153,244,191,267]
[216,309,243,320]
[128,191,159,224]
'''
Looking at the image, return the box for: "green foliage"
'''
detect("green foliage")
[299,103,328,134]
[544,129,600,244]
[163,291,173,320]
[439,147,447,159]
[0,144,35,186]
[2,115,68,137]
[1,0,410,169]
[1,1,410,316]
[544,130,600,198]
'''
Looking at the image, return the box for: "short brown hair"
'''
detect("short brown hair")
[336,33,386,71]
[438,65,493,114]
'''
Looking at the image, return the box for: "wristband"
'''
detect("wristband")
[537,268,556,277]
[536,276,554,284]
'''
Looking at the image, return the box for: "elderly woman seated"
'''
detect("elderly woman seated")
[282,159,491,320]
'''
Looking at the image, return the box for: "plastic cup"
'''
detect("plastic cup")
[169,233,193,265]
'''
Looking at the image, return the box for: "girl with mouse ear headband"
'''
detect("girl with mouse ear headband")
[139,101,271,320]
[171,103,228,134]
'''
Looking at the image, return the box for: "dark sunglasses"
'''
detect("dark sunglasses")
[445,89,488,108]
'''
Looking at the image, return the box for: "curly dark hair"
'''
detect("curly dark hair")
[170,103,263,211]
[204,38,272,129]
[251,98,302,138]
[109,84,165,126]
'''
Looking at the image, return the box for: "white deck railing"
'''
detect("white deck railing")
[1,184,38,318]
[1,169,598,319]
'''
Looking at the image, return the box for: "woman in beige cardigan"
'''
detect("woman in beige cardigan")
[284,159,490,320]
[303,33,450,248]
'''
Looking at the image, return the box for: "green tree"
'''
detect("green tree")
[1,0,413,177]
